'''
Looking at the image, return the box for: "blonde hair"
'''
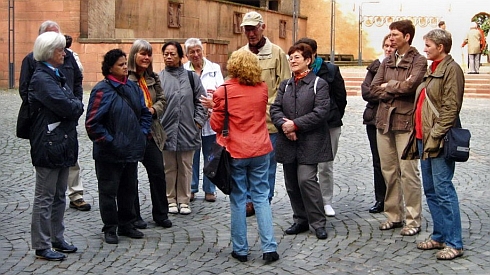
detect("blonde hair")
[226,50,262,86]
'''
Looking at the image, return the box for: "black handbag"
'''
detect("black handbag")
[203,85,232,195]
[425,90,470,162]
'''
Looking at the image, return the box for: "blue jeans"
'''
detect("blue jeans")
[230,154,277,256]
[417,139,463,249]
[191,134,216,194]
[247,133,277,203]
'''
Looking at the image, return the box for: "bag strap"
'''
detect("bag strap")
[187,70,195,93]
[222,85,229,138]
[105,79,141,119]
[424,88,462,127]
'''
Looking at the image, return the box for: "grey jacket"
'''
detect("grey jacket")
[270,72,333,165]
[158,66,207,151]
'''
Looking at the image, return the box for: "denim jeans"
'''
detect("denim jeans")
[230,154,277,256]
[191,134,216,194]
[417,139,463,249]
[247,133,277,203]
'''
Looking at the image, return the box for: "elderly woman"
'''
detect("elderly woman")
[158,41,207,215]
[183,38,224,203]
[361,34,393,213]
[270,43,331,240]
[128,39,172,229]
[210,50,279,263]
[403,29,465,260]
[29,32,84,260]
[85,49,152,244]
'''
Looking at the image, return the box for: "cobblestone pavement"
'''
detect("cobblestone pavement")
[0,89,489,275]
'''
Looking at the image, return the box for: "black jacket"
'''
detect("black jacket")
[28,63,84,168]
[20,50,83,102]
[316,62,347,128]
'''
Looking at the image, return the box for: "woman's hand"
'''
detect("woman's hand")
[281,118,296,134]
[286,131,298,141]
[200,94,214,109]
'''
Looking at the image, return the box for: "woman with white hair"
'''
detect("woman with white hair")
[29,31,84,260]
[183,38,224,203]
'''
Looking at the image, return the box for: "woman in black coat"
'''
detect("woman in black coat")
[270,43,331,240]
[29,32,84,261]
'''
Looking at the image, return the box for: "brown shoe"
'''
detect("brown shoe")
[204,193,216,202]
[246,202,255,217]
[69,198,91,211]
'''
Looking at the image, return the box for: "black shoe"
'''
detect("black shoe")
[285,223,309,235]
[231,251,247,262]
[35,248,66,261]
[155,219,173,228]
[118,227,144,239]
[133,219,148,229]
[369,201,384,213]
[52,241,77,253]
[315,227,328,239]
[69,198,91,211]
[104,231,118,244]
[263,251,279,263]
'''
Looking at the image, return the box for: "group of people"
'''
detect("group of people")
[20,13,466,263]
[362,20,465,261]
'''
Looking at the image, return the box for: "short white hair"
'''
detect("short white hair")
[33,32,66,62]
[38,20,60,34]
[184,38,203,54]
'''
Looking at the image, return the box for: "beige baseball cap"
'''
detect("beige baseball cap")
[240,11,263,27]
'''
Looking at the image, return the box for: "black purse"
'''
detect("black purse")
[203,85,232,195]
[425,90,470,162]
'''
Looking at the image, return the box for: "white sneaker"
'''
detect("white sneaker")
[325,205,335,217]
[179,203,191,215]
[168,203,179,214]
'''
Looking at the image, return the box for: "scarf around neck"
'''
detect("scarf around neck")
[294,69,311,83]
[311,57,323,75]
[249,37,266,54]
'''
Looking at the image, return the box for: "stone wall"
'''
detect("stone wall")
[1,0,305,89]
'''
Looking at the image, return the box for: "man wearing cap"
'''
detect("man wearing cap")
[239,11,291,217]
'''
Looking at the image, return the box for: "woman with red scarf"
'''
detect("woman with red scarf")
[403,29,465,260]
[270,43,332,240]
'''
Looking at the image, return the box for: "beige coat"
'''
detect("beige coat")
[463,28,482,54]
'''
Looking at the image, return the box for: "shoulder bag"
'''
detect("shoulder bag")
[425,89,470,162]
[203,85,232,195]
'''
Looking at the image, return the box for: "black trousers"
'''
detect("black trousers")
[366,124,386,202]
[134,138,169,222]
[95,160,138,232]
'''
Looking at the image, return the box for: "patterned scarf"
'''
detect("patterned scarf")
[294,69,311,83]
[138,75,152,108]
[311,57,323,75]
[249,37,266,54]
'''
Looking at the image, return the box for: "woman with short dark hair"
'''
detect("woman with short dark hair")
[85,49,152,244]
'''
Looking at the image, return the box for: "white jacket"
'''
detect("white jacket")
[184,58,224,136]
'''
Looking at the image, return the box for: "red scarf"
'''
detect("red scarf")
[294,70,310,83]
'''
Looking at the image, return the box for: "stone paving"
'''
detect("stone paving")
[0,89,489,275]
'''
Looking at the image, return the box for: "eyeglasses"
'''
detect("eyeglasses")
[243,25,261,33]
[288,55,304,62]
[163,52,177,57]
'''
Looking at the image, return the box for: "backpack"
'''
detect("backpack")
[16,98,35,139]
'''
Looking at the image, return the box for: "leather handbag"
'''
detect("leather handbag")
[203,85,232,195]
[425,90,470,162]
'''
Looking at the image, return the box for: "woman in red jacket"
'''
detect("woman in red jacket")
[210,50,279,263]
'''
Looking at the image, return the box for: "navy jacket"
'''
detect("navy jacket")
[316,62,347,128]
[28,63,84,168]
[85,78,152,163]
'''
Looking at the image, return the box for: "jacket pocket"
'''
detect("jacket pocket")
[43,130,70,167]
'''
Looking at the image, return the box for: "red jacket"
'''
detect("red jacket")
[210,78,272,159]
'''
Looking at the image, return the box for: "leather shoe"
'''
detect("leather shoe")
[118,227,144,239]
[156,219,173,228]
[285,223,309,235]
[231,251,247,262]
[315,227,328,239]
[52,241,77,253]
[133,219,148,229]
[246,202,255,217]
[263,251,279,263]
[35,248,66,261]
[369,201,384,213]
[104,231,118,244]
